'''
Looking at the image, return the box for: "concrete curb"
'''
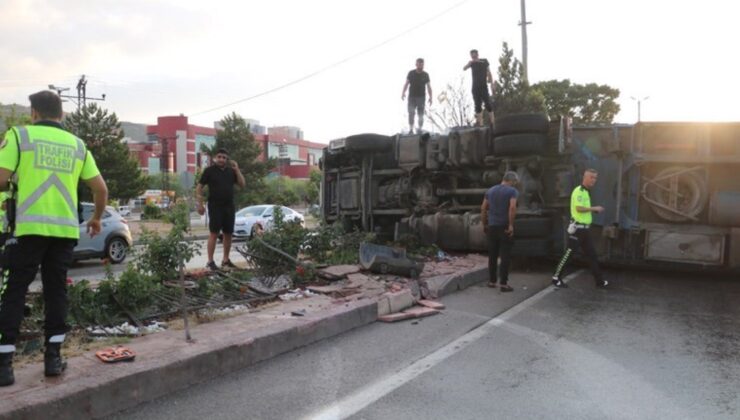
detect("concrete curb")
[0,298,377,420]
[377,265,489,316]
[425,266,488,298]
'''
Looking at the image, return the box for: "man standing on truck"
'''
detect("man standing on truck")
[481,171,519,292]
[401,58,432,134]
[551,169,608,288]
[463,49,495,127]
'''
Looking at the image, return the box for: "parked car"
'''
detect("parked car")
[74,203,133,264]
[232,205,305,240]
[118,205,131,217]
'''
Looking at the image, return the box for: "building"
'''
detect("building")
[146,115,217,175]
[123,115,325,181]
[256,133,325,179]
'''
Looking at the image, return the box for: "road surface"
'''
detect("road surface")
[109,268,740,420]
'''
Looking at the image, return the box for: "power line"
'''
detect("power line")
[190,0,471,117]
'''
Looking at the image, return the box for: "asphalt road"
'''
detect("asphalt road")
[109,268,740,420]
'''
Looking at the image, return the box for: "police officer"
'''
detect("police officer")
[0,91,108,386]
[551,168,608,288]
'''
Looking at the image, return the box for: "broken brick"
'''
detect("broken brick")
[417,300,445,310]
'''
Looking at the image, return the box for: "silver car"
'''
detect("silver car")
[232,205,305,240]
[74,203,133,264]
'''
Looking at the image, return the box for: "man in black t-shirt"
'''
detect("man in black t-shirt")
[463,49,495,127]
[196,148,246,271]
[401,58,432,134]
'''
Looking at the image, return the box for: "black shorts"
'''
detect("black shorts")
[208,202,235,234]
[472,87,493,113]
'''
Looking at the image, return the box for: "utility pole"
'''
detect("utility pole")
[48,74,106,112]
[630,96,650,122]
[158,135,178,198]
[518,0,532,82]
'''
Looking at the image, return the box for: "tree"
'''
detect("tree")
[426,77,475,131]
[0,104,32,134]
[64,103,148,202]
[492,42,546,117]
[202,113,275,206]
[533,79,620,123]
[306,169,322,204]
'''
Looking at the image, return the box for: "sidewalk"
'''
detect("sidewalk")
[0,255,491,419]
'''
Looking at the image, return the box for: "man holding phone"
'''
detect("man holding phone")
[197,148,246,270]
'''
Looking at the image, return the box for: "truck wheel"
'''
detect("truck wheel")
[494,113,550,136]
[105,237,129,264]
[494,133,547,156]
[514,217,552,238]
[342,134,394,152]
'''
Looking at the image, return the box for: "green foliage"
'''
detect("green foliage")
[135,225,200,282]
[533,79,621,123]
[148,173,185,198]
[142,203,162,220]
[306,169,322,205]
[64,103,148,201]
[247,206,307,279]
[163,201,191,230]
[303,223,376,266]
[115,265,162,314]
[67,279,122,326]
[493,42,546,117]
[259,176,308,206]
[0,104,32,133]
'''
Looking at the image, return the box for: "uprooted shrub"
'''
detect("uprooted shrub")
[302,223,376,266]
[246,206,307,280]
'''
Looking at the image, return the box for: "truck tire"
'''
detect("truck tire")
[493,133,546,156]
[511,239,550,257]
[340,134,394,153]
[514,217,552,238]
[494,113,549,136]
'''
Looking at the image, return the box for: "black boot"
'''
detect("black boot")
[0,352,14,386]
[44,343,67,377]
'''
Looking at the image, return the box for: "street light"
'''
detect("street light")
[630,96,650,122]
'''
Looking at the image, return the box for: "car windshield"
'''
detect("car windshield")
[237,206,268,217]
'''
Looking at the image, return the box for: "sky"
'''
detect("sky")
[1,0,739,143]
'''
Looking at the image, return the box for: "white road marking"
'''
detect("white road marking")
[303,270,585,420]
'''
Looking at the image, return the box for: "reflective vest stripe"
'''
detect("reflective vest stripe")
[15,173,77,219]
[17,126,86,159]
[17,127,33,151]
[15,214,79,227]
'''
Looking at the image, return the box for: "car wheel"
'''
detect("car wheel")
[106,237,129,264]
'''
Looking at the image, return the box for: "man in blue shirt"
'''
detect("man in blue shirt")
[480,171,518,291]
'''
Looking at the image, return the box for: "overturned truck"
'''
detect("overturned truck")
[320,114,740,272]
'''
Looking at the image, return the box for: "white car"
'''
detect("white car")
[117,205,131,217]
[232,205,305,240]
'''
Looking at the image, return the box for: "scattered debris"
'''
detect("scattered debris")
[279,288,316,301]
[317,265,361,280]
[290,310,306,317]
[359,242,424,278]
[86,321,167,337]
[417,299,446,310]
[378,305,440,323]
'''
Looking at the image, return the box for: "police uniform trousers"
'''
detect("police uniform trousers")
[0,235,76,345]
[553,227,603,283]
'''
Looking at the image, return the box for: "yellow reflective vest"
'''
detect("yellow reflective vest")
[0,124,100,239]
